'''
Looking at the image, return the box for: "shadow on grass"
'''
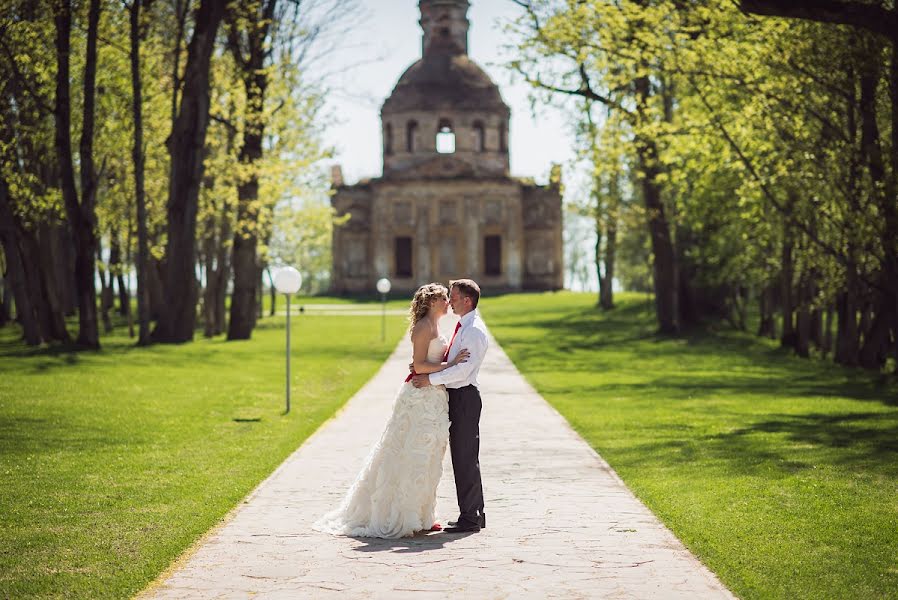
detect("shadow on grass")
[623,411,898,478]
[722,411,898,457]
[494,300,896,408]
[0,415,138,455]
[486,294,898,481]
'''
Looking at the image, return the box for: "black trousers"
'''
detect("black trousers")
[447,384,484,524]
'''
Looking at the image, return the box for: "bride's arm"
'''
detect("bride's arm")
[410,323,468,374]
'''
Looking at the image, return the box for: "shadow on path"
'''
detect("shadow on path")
[350,531,476,554]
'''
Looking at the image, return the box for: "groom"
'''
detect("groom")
[412,278,488,534]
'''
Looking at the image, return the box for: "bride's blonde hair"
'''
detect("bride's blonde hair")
[408,283,448,335]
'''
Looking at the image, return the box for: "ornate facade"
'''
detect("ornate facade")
[330,0,563,294]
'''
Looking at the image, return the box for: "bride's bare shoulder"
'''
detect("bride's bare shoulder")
[411,320,434,343]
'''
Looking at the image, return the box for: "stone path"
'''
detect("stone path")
[143,318,735,599]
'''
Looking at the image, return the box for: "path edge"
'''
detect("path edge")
[135,337,408,598]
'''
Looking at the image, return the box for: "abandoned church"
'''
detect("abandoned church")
[330,0,563,294]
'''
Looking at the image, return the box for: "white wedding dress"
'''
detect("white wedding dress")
[314,335,451,539]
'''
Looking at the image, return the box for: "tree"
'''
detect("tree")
[53,0,102,348]
[127,0,152,344]
[224,0,280,340]
[502,0,896,370]
[152,0,226,343]
[738,1,898,369]
[509,0,684,332]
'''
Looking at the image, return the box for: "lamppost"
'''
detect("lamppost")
[376,277,391,342]
[274,266,302,414]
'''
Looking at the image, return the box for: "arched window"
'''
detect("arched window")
[472,120,486,152]
[436,118,455,154]
[384,123,393,155]
[406,120,418,152]
[499,120,507,152]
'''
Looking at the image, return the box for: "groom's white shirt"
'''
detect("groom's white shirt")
[429,309,489,389]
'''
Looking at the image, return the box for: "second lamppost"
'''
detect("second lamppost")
[274,266,302,414]
[376,277,391,342]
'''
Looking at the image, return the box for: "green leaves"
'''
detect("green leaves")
[505,0,896,335]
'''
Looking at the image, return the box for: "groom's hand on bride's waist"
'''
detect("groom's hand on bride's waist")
[411,374,432,388]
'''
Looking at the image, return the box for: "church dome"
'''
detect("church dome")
[382,52,509,115]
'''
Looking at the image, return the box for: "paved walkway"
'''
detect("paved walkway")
[143,319,735,599]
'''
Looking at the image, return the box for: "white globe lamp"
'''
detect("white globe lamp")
[274,266,302,295]
[376,278,391,341]
[274,266,302,414]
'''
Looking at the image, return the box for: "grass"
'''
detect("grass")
[0,300,410,598]
[479,291,898,600]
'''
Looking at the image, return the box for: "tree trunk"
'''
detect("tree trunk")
[888,35,898,373]
[0,275,10,327]
[19,228,58,343]
[147,255,165,322]
[255,265,264,324]
[632,76,678,334]
[598,163,617,311]
[129,0,150,344]
[110,234,129,317]
[856,45,898,370]
[859,293,891,370]
[879,38,898,374]
[638,139,679,334]
[836,289,860,366]
[810,306,823,351]
[794,273,811,358]
[808,269,822,350]
[227,90,265,337]
[202,215,217,338]
[859,303,872,340]
[780,221,795,349]
[56,225,76,316]
[268,268,276,317]
[226,0,276,339]
[228,230,258,339]
[54,0,101,349]
[153,0,225,343]
[822,304,834,357]
[213,201,232,335]
[600,213,617,310]
[758,284,777,338]
[594,207,605,308]
[97,237,113,333]
[36,223,71,341]
[0,178,41,345]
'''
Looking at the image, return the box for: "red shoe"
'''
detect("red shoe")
[429,522,442,531]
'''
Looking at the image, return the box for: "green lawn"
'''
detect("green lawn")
[479,291,898,600]
[0,302,409,598]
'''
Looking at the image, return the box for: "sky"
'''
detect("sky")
[317,0,577,186]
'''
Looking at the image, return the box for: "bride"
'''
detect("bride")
[314,283,469,539]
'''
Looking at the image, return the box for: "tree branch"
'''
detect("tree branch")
[740,0,898,40]
[511,64,633,118]
[0,35,54,115]
[688,75,888,294]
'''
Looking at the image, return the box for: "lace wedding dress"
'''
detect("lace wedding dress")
[314,335,451,539]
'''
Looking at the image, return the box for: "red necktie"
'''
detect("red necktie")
[405,321,462,383]
[443,321,463,361]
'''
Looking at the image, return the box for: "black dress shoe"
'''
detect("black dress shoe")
[443,523,481,533]
[447,513,486,529]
